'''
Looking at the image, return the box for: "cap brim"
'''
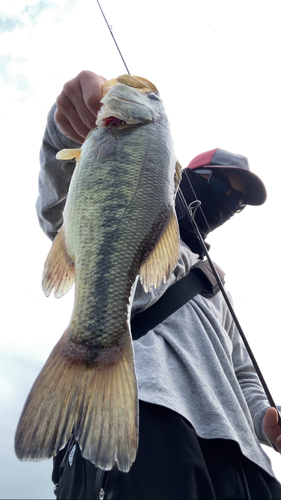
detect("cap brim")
[198,165,267,206]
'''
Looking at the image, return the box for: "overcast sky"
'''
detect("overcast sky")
[1,0,281,498]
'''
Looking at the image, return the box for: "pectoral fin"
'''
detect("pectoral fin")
[56,149,81,161]
[42,227,75,298]
[140,210,180,292]
[174,161,182,194]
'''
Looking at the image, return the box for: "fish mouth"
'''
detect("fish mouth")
[102,116,128,128]
[96,106,144,128]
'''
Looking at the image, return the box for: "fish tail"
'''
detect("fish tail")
[15,329,138,472]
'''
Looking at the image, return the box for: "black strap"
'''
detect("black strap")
[95,464,119,499]
[131,261,225,341]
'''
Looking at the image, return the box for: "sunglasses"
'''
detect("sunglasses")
[195,169,246,213]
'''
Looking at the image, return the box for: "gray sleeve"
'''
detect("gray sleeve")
[229,318,276,447]
[35,103,81,240]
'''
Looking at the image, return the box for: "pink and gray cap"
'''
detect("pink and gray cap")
[186,148,267,206]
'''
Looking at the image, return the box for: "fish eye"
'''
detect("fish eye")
[147,92,160,101]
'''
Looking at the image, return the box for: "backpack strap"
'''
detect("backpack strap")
[131,260,225,341]
[191,259,225,298]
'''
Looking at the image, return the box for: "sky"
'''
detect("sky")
[1,0,281,498]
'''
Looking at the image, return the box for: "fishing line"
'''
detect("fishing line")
[178,185,281,424]
[183,169,211,233]
[96,0,131,75]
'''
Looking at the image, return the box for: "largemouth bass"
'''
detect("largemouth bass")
[15,75,181,472]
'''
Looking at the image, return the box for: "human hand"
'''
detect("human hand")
[55,70,107,143]
[263,407,281,452]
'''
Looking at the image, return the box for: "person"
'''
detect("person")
[36,70,281,499]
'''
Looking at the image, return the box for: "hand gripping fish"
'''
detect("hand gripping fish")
[15,75,181,472]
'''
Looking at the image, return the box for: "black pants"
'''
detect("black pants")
[53,401,281,499]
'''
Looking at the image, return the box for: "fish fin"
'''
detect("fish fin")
[140,210,180,292]
[15,329,138,472]
[174,160,182,193]
[103,76,158,96]
[42,227,75,298]
[56,149,81,161]
[102,78,118,96]
[116,75,159,93]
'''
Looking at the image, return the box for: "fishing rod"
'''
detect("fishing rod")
[96,0,130,75]
[177,188,281,425]
[96,0,281,424]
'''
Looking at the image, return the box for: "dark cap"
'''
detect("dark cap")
[187,148,267,205]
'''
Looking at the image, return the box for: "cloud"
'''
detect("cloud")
[20,0,66,26]
[22,0,57,20]
[0,0,78,97]
[0,16,24,33]
[0,2,58,34]
[0,54,32,97]
[0,0,78,34]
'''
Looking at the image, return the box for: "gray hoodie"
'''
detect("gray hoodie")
[36,104,278,478]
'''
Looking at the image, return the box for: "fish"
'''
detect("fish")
[15,74,181,472]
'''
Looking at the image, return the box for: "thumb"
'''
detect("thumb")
[81,72,107,115]
[265,407,279,428]
[263,407,281,451]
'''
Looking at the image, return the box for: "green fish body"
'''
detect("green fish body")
[15,75,181,472]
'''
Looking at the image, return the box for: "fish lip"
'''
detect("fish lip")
[101,117,129,129]
[96,113,137,129]
[96,103,144,128]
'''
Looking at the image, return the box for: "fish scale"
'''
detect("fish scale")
[66,123,173,341]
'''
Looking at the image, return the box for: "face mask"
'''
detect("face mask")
[175,169,236,255]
